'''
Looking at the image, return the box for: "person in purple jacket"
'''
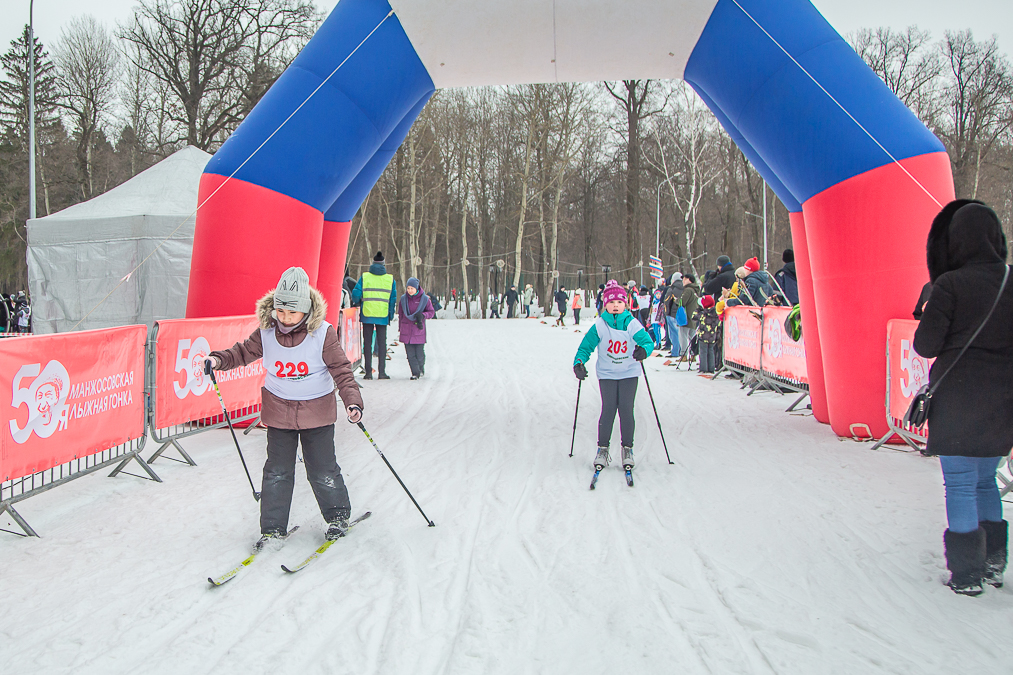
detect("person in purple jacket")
[397,277,436,380]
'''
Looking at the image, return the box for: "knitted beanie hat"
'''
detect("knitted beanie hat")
[744,257,760,273]
[716,255,731,268]
[274,266,312,313]
[373,251,385,262]
[701,295,716,309]
[406,277,420,290]
[601,280,628,306]
[782,248,795,264]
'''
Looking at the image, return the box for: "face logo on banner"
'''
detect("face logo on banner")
[9,360,71,443]
[766,317,783,359]
[899,338,929,398]
[173,337,212,399]
[727,316,739,350]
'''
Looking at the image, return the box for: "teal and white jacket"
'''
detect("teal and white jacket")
[573,310,655,380]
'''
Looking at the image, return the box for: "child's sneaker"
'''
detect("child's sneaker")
[621,445,635,469]
[594,446,610,470]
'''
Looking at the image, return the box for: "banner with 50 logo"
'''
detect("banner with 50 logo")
[154,316,265,429]
[0,325,146,482]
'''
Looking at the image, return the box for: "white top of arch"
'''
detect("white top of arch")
[389,0,720,88]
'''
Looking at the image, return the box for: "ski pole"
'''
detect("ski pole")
[207,365,261,501]
[355,421,435,527]
[640,362,674,465]
[568,379,582,458]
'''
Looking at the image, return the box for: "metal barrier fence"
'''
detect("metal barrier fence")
[144,322,262,467]
[1,435,158,537]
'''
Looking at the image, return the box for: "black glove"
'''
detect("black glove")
[415,319,424,329]
[633,346,648,362]
[203,357,215,375]
[573,362,588,380]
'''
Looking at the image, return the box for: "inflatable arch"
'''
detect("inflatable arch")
[187,0,955,438]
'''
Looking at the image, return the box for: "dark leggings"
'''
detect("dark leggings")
[598,377,638,447]
[361,323,387,376]
[261,425,349,535]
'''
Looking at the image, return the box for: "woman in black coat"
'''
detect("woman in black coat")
[914,200,1013,596]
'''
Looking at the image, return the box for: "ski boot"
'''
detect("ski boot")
[593,446,610,470]
[325,514,350,541]
[253,529,288,553]
[621,445,635,469]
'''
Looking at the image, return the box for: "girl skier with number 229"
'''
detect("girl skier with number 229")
[205,267,364,550]
[573,280,655,473]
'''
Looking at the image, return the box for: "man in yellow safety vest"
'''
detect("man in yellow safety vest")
[352,251,397,380]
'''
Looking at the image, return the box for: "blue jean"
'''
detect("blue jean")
[665,315,681,356]
[939,456,1004,533]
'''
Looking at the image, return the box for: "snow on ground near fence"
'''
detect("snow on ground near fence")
[1,318,1010,674]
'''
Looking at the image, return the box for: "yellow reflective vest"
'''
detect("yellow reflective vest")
[361,272,395,319]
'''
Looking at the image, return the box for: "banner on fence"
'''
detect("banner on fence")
[153,316,264,429]
[722,306,762,370]
[340,308,362,364]
[0,325,146,482]
[887,319,933,424]
[761,306,809,384]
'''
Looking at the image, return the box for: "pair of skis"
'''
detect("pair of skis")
[589,464,633,490]
[208,512,371,586]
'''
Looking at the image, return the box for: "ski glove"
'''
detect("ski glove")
[573,362,588,380]
[633,346,648,362]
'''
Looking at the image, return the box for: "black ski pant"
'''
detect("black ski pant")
[362,323,387,376]
[598,377,638,448]
[405,343,426,377]
[261,425,350,535]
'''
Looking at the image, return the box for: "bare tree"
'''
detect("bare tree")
[850,26,943,123]
[54,15,119,199]
[120,0,319,151]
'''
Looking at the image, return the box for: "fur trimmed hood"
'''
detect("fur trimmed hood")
[256,286,328,332]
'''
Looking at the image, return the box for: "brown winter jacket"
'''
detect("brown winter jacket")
[210,287,363,430]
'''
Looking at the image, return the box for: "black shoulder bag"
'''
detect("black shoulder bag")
[905,264,1010,428]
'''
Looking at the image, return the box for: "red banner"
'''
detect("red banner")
[887,319,933,423]
[0,325,146,482]
[761,306,809,384]
[340,308,362,364]
[153,316,265,429]
[722,306,762,370]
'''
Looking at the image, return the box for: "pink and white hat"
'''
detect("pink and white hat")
[601,280,629,306]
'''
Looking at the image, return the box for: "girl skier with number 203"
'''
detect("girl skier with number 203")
[573,280,655,472]
[205,267,364,550]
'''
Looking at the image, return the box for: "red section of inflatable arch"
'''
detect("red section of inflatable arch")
[317,220,353,327]
[787,212,829,424]
[186,174,325,318]
[802,152,954,439]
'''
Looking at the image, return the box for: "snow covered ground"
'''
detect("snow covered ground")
[2,317,1011,675]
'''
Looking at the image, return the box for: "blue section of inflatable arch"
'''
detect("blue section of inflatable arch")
[688,83,801,213]
[684,0,944,203]
[203,0,435,213]
[324,92,434,222]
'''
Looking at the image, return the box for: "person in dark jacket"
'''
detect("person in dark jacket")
[703,255,736,299]
[505,285,519,318]
[352,252,397,380]
[913,200,1013,596]
[554,287,568,327]
[692,295,721,373]
[397,277,436,379]
[773,249,799,306]
[913,282,932,319]
[679,274,700,358]
[208,267,364,546]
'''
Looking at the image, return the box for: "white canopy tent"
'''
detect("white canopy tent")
[27,147,210,333]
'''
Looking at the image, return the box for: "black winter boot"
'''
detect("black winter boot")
[980,520,1008,588]
[944,528,987,596]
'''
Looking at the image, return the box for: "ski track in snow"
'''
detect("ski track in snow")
[2,318,1012,674]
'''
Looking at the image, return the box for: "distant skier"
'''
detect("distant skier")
[572,280,654,478]
[206,267,364,548]
[554,286,568,327]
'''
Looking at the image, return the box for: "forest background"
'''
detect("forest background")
[1,0,1011,317]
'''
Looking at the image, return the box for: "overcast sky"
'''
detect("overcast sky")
[1,0,1009,72]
